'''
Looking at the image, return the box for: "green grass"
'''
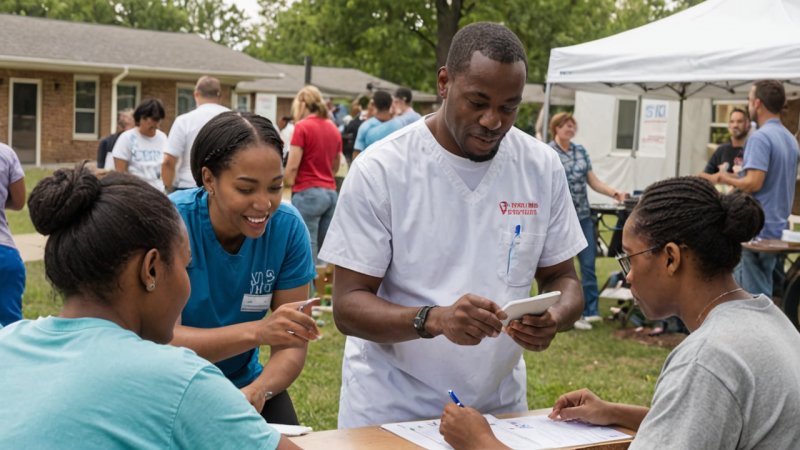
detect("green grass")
[8,167,53,235]
[20,208,669,432]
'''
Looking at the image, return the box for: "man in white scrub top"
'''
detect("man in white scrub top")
[319,22,587,429]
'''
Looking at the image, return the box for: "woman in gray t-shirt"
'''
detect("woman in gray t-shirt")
[440,176,800,450]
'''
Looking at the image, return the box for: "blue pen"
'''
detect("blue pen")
[448,389,464,408]
[506,225,522,278]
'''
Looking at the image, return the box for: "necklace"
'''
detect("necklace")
[696,287,745,324]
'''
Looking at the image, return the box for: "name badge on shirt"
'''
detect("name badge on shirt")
[241,293,273,312]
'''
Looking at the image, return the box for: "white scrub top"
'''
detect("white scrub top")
[319,120,586,428]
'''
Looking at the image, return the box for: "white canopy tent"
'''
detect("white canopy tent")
[544,0,800,192]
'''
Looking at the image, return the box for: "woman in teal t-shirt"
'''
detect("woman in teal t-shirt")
[0,164,298,449]
[170,111,320,425]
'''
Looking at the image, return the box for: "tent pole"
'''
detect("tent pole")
[675,98,684,176]
[542,83,553,142]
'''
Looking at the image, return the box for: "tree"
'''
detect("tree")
[247,0,694,91]
[179,0,250,48]
[247,0,440,91]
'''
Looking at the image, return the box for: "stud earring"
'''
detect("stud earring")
[147,282,156,292]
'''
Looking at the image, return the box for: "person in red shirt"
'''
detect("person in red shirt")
[285,85,343,264]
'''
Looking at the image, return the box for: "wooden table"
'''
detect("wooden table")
[290,408,634,449]
[741,239,800,328]
[742,239,800,254]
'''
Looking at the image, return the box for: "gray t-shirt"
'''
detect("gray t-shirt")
[631,295,800,449]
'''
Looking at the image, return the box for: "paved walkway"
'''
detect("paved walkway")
[14,233,46,262]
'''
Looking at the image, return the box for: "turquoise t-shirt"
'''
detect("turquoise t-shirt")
[0,317,280,449]
[171,188,315,387]
[354,117,383,151]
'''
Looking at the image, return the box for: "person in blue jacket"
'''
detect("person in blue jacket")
[170,111,320,425]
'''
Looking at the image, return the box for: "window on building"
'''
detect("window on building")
[117,82,140,112]
[615,99,638,150]
[74,76,98,139]
[710,100,748,144]
[177,86,196,116]
[236,94,250,112]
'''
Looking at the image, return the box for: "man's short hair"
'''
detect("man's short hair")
[394,87,413,104]
[373,90,393,111]
[753,80,785,114]
[445,22,528,77]
[195,76,221,99]
[730,107,750,122]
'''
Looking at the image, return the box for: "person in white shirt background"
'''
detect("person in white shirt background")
[162,76,230,193]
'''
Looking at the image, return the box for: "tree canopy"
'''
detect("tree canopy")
[246,0,704,91]
[0,0,704,92]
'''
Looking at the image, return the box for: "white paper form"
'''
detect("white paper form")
[381,419,452,450]
[497,415,630,448]
[381,415,630,450]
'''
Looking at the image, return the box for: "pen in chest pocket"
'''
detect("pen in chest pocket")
[507,224,521,276]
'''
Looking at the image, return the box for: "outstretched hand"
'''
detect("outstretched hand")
[256,299,321,347]
[548,388,615,426]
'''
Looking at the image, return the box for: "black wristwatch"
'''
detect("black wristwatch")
[413,306,437,339]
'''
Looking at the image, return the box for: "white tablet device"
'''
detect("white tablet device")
[501,291,561,326]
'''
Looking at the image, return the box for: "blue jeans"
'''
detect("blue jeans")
[735,248,777,297]
[577,217,599,317]
[292,188,338,265]
[0,245,25,326]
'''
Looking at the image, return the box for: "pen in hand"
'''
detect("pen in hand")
[297,297,320,313]
[448,389,464,408]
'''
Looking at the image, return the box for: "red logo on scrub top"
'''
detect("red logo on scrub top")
[499,201,508,214]
[499,201,538,216]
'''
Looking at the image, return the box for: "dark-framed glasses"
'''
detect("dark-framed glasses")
[615,245,660,277]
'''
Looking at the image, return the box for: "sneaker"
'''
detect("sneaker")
[574,319,593,330]
[585,315,603,323]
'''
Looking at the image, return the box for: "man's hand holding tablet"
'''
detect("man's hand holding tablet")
[501,291,561,326]
[502,291,562,352]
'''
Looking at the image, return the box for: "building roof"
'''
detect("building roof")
[0,14,281,82]
[237,62,439,103]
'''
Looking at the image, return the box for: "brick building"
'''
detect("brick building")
[0,14,280,165]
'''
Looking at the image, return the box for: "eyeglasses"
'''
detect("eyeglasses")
[615,245,660,277]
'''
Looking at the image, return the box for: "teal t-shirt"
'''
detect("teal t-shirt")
[171,188,315,387]
[354,117,383,151]
[0,317,280,449]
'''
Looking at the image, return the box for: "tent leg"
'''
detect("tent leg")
[675,98,684,176]
[542,83,553,142]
